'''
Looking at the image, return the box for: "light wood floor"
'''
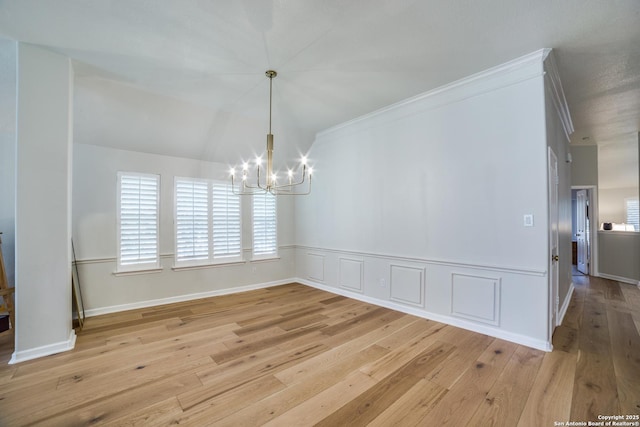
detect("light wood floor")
[0,275,638,426]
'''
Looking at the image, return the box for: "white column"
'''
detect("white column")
[11,43,74,363]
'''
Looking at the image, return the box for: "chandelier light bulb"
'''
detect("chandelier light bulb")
[301,156,308,165]
[229,167,235,177]
[242,162,249,171]
[255,156,262,166]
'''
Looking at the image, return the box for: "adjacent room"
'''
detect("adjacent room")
[0,1,639,425]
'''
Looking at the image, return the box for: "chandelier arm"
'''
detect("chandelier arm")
[272,180,311,196]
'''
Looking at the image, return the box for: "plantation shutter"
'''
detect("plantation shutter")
[118,173,160,270]
[175,178,209,262]
[626,198,639,231]
[212,183,242,258]
[253,192,277,257]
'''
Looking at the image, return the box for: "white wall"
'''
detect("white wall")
[571,145,598,187]
[295,50,555,350]
[13,43,74,363]
[599,187,638,224]
[72,144,295,314]
[598,231,640,284]
[0,38,16,291]
[543,51,574,326]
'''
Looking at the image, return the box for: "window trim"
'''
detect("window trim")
[173,177,243,268]
[116,171,161,273]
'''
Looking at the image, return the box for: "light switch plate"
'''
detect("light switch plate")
[523,214,534,227]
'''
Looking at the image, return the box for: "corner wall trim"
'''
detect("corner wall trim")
[9,330,76,364]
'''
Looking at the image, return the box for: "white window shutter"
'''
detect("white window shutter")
[626,198,639,231]
[175,178,210,262]
[118,173,160,270]
[212,183,242,258]
[253,192,277,257]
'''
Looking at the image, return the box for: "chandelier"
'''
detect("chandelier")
[230,70,312,196]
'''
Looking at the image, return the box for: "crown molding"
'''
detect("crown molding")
[542,49,574,141]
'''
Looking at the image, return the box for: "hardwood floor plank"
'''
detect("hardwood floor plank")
[274,317,415,386]
[173,374,286,425]
[418,339,518,426]
[360,320,448,381]
[320,306,391,336]
[518,350,577,426]
[314,341,456,427]
[467,345,544,427]
[607,308,640,414]
[24,373,202,426]
[261,371,378,426]
[427,331,495,389]
[103,397,184,427]
[178,342,329,411]
[571,298,620,420]
[553,324,579,354]
[216,344,391,427]
[367,379,448,427]
[211,324,327,364]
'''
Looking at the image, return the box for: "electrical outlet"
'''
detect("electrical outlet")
[379,278,386,287]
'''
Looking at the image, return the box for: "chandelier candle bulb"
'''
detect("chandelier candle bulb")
[230,70,312,196]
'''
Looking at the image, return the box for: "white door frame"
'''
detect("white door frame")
[548,147,559,339]
[572,185,598,276]
[576,189,588,274]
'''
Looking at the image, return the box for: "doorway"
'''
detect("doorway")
[571,186,596,276]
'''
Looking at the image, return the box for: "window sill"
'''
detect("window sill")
[251,255,281,263]
[113,267,163,277]
[172,259,246,271]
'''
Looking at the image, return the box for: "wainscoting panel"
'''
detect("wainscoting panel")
[294,246,551,351]
[451,273,501,326]
[307,253,325,283]
[338,258,364,292]
[390,264,424,307]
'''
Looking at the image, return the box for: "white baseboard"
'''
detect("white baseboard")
[296,278,552,352]
[597,272,640,286]
[10,330,76,364]
[557,283,575,326]
[84,279,294,318]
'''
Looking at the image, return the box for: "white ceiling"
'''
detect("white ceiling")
[1,0,639,179]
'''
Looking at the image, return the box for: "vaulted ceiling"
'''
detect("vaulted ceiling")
[1,0,639,179]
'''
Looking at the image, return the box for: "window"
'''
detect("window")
[117,172,160,272]
[252,192,277,258]
[175,178,241,266]
[626,198,639,231]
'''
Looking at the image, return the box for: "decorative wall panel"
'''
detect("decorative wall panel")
[451,273,501,326]
[390,264,424,307]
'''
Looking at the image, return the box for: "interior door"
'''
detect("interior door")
[548,148,559,336]
[576,189,589,274]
